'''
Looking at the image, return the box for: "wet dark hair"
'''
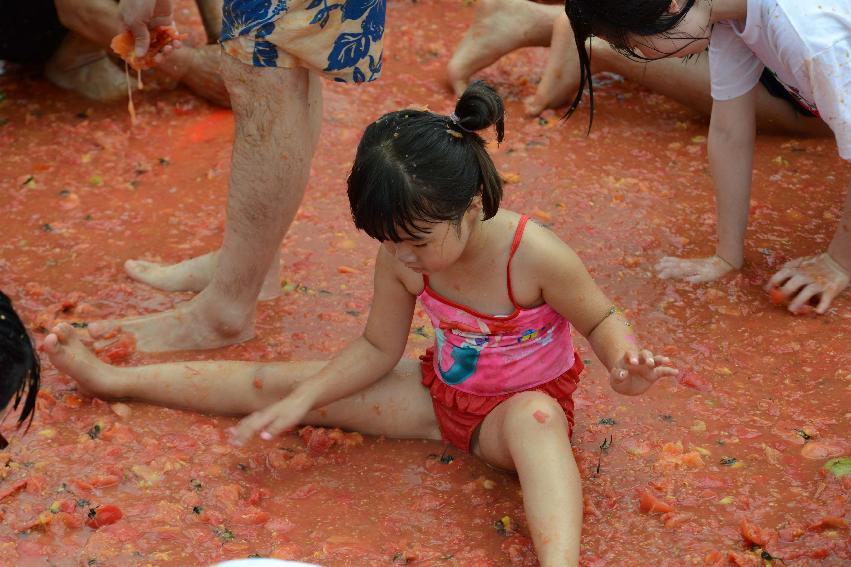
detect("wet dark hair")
[0,291,40,445]
[347,80,505,242]
[565,0,700,130]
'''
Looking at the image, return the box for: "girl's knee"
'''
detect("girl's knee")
[503,391,567,431]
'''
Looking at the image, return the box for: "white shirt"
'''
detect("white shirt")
[709,0,851,159]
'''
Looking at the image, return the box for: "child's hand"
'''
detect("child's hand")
[656,255,735,283]
[765,253,850,314]
[609,350,677,395]
[228,394,313,446]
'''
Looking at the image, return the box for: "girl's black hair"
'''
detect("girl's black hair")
[564,0,700,130]
[347,80,505,242]
[0,291,39,442]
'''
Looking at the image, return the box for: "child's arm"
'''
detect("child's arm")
[537,234,677,395]
[708,87,759,269]
[657,86,758,282]
[230,249,415,444]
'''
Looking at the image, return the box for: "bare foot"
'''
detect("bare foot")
[45,32,128,102]
[124,249,281,300]
[161,45,230,107]
[446,0,559,95]
[44,323,125,399]
[523,13,587,117]
[87,292,255,352]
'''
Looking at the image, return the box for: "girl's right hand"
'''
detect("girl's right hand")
[656,255,735,283]
[609,350,677,395]
[228,394,314,446]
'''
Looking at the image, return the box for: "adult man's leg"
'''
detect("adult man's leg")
[90,54,322,351]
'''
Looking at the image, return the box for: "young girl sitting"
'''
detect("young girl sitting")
[45,81,676,567]
[564,0,851,315]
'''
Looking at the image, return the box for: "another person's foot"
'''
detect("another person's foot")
[44,323,124,399]
[87,291,255,352]
[124,250,282,300]
[656,255,736,283]
[161,44,230,107]
[45,32,128,101]
[447,0,555,96]
[523,13,585,117]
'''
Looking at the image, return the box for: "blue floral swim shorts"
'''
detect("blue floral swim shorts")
[220,0,384,83]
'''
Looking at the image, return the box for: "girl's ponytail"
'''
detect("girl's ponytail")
[451,81,503,219]
[452,80,505,144]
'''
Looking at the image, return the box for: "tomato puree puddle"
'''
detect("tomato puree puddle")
[0,1,848,565]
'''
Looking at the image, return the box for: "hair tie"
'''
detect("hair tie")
[449,112,473,133]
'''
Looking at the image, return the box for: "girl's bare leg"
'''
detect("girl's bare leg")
[475,391,582,567]
[529,13,832,138]
[447,0,562,95]
[43,324,441,439]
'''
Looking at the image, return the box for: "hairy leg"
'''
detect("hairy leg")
[124,248,282,300]
[446,0,561,95]
[194,0,224,44]
[44,323,441,439]
[90,59,322,351]
[475,391,582,567]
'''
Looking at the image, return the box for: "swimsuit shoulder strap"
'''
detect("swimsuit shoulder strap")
[506,215,530,308]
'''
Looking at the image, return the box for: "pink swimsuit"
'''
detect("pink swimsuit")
[418,216,584,452]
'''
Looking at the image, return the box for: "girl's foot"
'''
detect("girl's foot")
[523,13,584,117]
[124,249,282,300]
[43,323,125,399]
[447,0,558,96]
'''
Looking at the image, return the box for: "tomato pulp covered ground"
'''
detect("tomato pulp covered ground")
[0,1,848,565]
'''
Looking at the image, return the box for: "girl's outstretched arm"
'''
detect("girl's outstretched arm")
[536,231,677,395]
[231,248,415,444]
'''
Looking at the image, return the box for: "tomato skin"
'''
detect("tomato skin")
[85,505,123,529]
[638,491,674,514]
[740,518,770,547]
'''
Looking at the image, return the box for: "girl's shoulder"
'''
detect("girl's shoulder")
[375,245,424,296]
[501,209,586,281]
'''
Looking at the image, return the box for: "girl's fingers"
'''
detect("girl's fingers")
[656,355,672,366]
[788,282,821,313]
[611,368,628,383]
[654,366,678,378]
[816,288,835,314]
[264,415,297,438]
[780,274,810,297]
[639,350,654,366]
[231,409,274,445]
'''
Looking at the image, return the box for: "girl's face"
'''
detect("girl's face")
[628,0,711,59]
[382,204,481,275]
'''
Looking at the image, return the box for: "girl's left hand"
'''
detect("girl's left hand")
[228,394,313,446]
[609,350,677,395]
